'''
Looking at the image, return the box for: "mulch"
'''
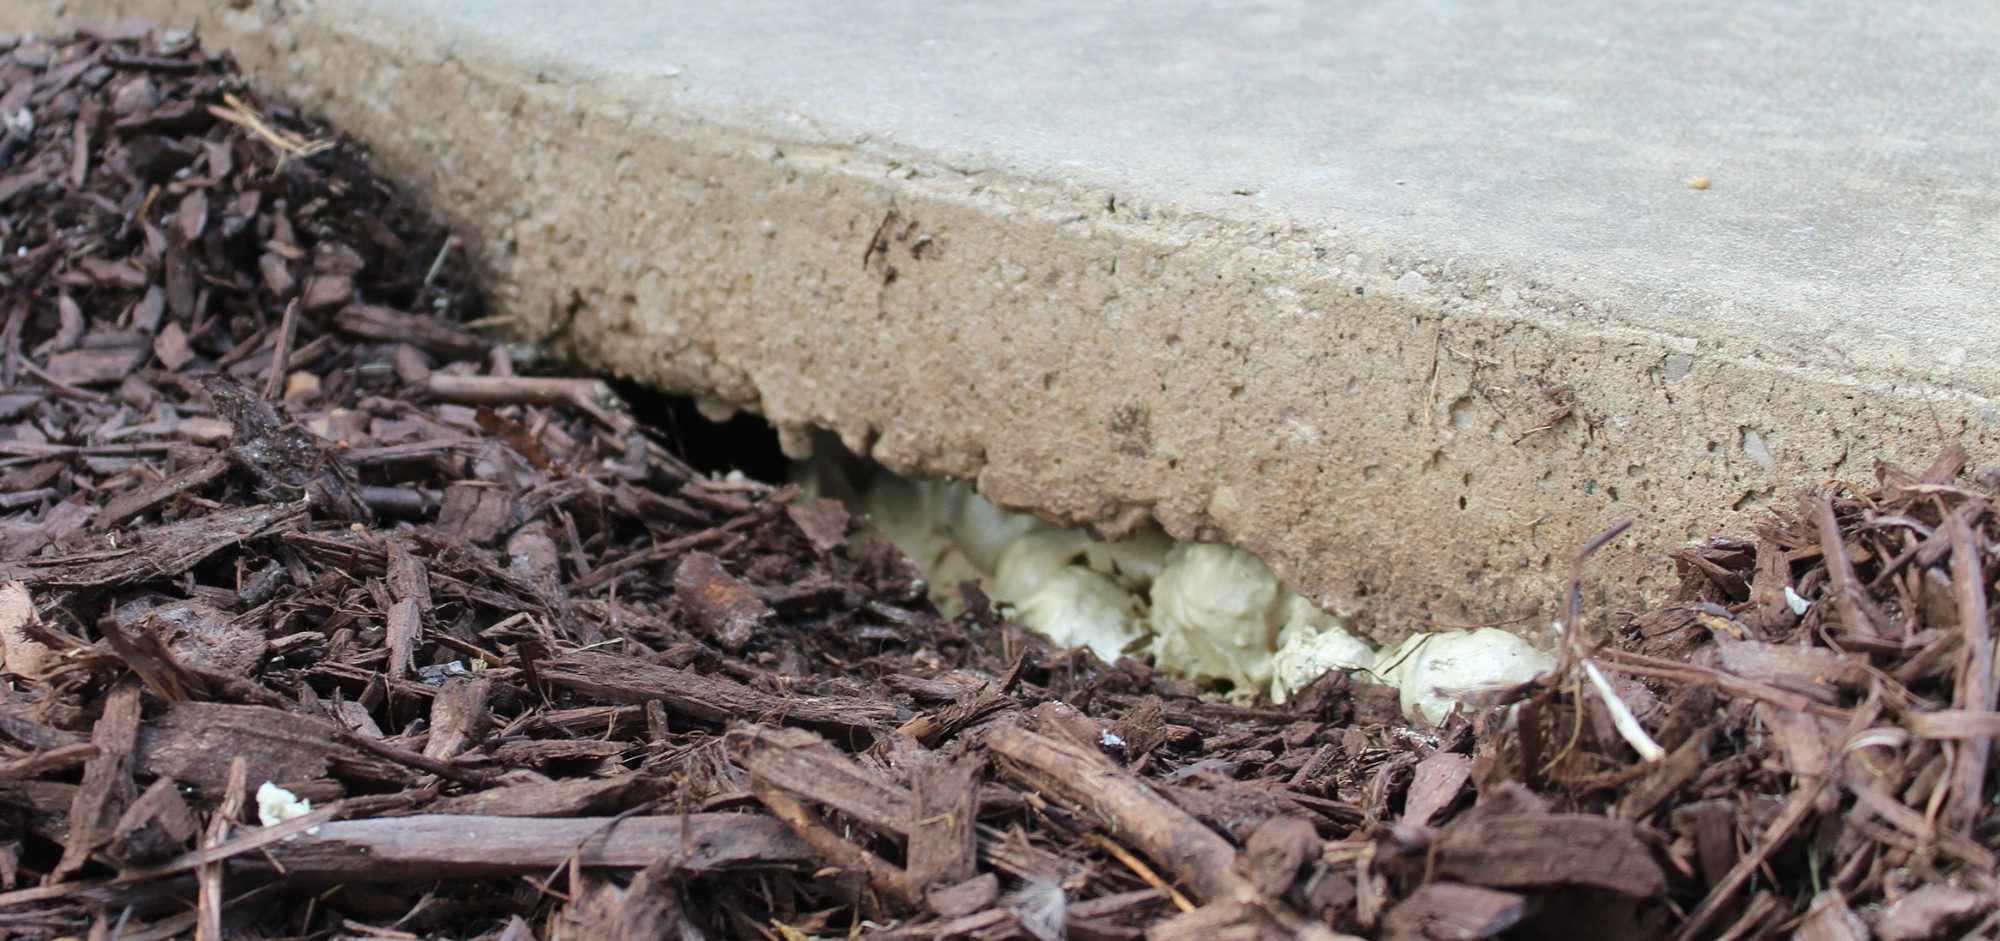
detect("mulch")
[0,24,1995,941]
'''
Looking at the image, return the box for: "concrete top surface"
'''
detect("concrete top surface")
[393,0,2000,390]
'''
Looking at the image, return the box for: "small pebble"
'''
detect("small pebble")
[10,42,52,69]
[283,370,321,401]
[156,29,196,56]
[1688,176,1711,190]
[111,76,159,116]
[176,417,235,444]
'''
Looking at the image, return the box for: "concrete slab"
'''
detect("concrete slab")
[9,0,1997,637]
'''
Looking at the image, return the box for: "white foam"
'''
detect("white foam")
[803,461,1556,720]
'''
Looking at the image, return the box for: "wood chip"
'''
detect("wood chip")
[421,676,489,762]
[1795,890,1869,941]
[1874,885,1991,941]
[135,702,391,796]
[1435,814,1666,897]
[1143,900,1290,941]
[256,814,814,880]
[987,723,1254,906]
[1238,815,1322,898]
[786,497,851,553]
[106,777,198,866]
[1401,752,1473,826]
[1,501,306,587]
[54,682,142,880]
[336,303,486,360]
[1380,883,1527,941]
[428,775,665,818]
[44,342,148,385]
[906,754,981,893]
[301,272,353,312]
[545,650,895,737]
[92,455,228,528]
[0,580,52,680]
[673,551,773,652]
[728,726,911,831]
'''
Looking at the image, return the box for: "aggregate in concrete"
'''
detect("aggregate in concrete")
[8,0,1996,637]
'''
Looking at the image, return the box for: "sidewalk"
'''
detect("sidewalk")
[7,0,1995,632]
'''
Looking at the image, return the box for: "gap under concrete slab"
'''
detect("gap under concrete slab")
[7,0,1995,639]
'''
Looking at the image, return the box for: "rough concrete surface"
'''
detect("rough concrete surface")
[8,1,1997,638]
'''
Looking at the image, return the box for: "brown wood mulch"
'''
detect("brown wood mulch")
[0,24,1995,941]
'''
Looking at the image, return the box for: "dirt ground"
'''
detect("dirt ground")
[0,26,1994,941]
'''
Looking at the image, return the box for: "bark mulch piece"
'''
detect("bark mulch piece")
[1,24,1997,941]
